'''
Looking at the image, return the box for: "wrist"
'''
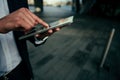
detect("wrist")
[0,20,4,33]
[0,18,8,33]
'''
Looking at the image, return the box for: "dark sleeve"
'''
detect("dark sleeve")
[7,0,28,12]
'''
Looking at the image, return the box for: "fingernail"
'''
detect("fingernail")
[45,23,49,28]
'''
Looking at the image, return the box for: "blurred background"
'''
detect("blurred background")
[27,0,120,80]
[28,0,120,17]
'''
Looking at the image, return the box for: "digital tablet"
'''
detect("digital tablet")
[19,16,74,40]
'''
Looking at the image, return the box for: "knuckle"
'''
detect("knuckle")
[31,23,35,27]
[16,21,21,27]
[14,13,24,22]
[15,17,21,21]
[17,11,23,16]
[14,24,19,28]
[19,7,26,11]
[25,26,31,31]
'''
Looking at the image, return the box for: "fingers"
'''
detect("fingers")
[35,27,61,39]
[11,8,36,32]
[55,27,60,31]
[18,8,50,33]
[14,8,60,34]
[47,27,60,34]
[48,29,53,33]
[25,9,54,33]
[0,7,51,33]
[14,8,61,39]
[25,8,49,28]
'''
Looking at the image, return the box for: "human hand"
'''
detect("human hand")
[35,27,60,39]
[0,7,51,33]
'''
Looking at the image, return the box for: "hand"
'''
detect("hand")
[35,27,60,39]
[0,7,49,33]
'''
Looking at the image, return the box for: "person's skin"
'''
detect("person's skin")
[0,7,60,37]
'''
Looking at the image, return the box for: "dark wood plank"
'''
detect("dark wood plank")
[27,6,120,80]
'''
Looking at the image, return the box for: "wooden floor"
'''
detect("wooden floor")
[27,7,120,80]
